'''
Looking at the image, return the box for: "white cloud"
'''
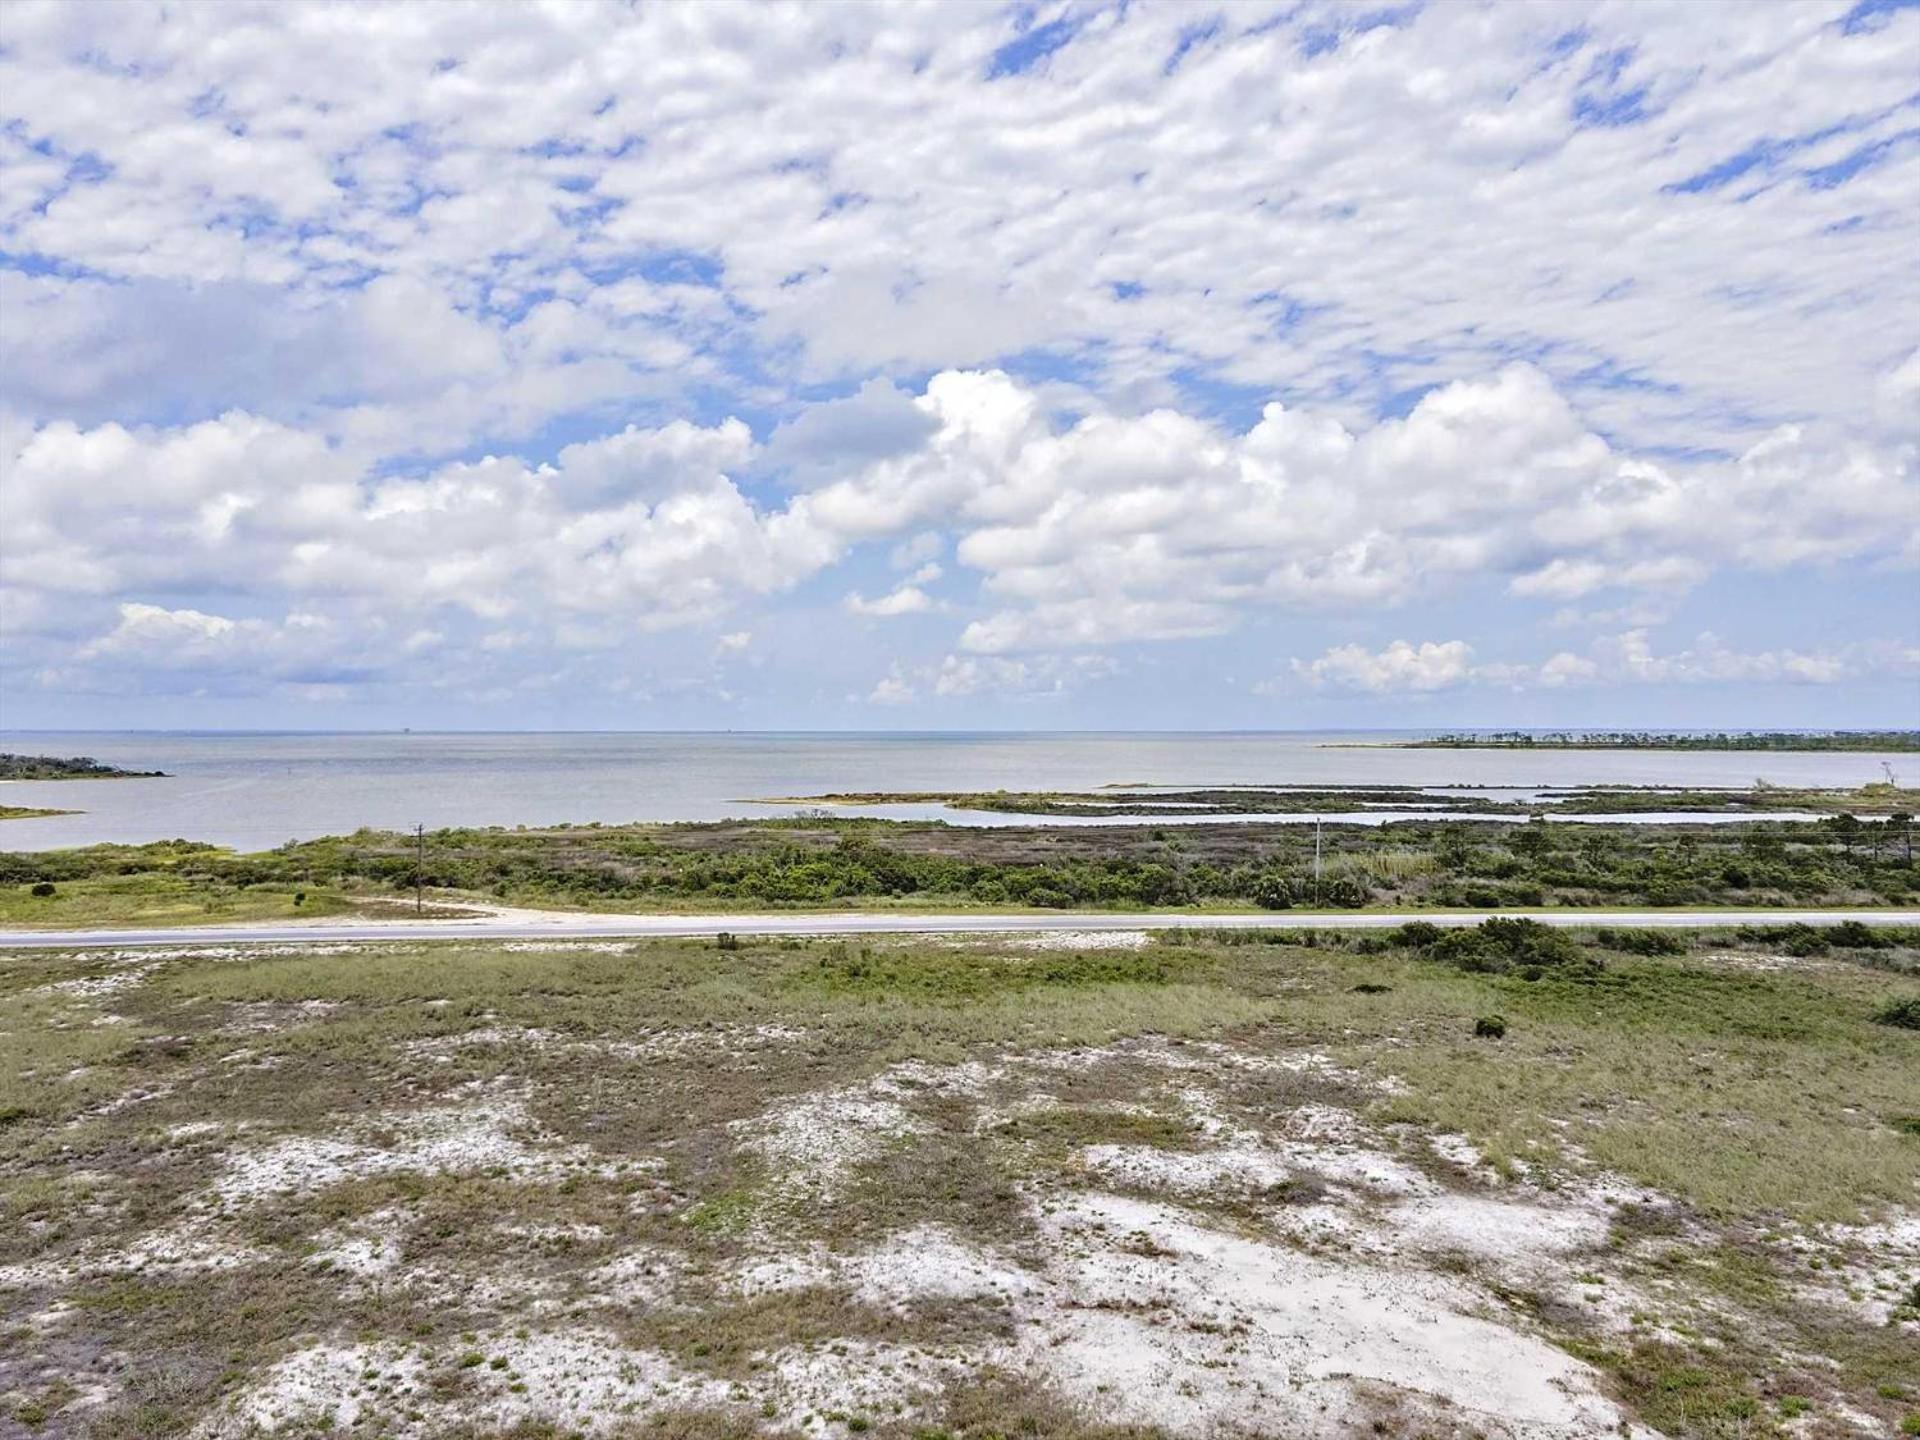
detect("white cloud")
[845,585,934,618]
[7,357,1915,704]
[1285,631,1918,695]
[888,532,944,571]
[5,0,1915,463]
[1293,640,1478,694]
[817,362,1916,655]
[867,667,916,706]
[1,2,1916,717]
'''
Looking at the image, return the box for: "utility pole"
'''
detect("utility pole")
[415,822,425,915]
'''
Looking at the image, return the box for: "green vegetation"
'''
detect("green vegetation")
[4,808,1916,927]
[0,806,73,822]
[1377,729,1920,752]
[0,753,166,779]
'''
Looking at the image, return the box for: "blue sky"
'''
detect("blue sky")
[1,0,1916,731]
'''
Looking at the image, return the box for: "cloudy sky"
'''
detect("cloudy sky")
[2,0,1916,731]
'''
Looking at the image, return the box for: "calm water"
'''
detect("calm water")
[0,731,1905,853]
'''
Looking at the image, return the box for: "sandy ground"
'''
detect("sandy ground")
[6,939,1914,1438]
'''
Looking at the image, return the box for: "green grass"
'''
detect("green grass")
[0,873,390,928]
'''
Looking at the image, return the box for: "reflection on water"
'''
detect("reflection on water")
[0,730,1899,852]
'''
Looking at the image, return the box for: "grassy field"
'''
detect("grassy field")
[1,921,1915,1437]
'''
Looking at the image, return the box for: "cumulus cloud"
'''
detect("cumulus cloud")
[6,357,1915,705]
[2,2,1916,717]
[1293,641,1478,694]
[815,363,1917,654]
[845,585,935,618]
[1286,631,1919,695]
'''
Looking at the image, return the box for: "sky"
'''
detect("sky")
[1,0,1917,733]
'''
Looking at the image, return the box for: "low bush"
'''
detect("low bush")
[1873,996,1920,1030]
[1425,917,1592,975]
[1593,926,1687,956]
[1473,1014,1508,1039]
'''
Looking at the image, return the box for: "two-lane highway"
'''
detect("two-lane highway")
[2,909,1917,949]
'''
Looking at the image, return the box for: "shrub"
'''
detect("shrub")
[1873,997,1920,1030]
[1593,926,1686,957]
[1828,919,1889,949]
[1737,922,1830,956]
[1473,1014,1508,1039]
[1251,874,1293,910]
[1320,876,1372,908]
[716,932,740,951]
[1428,917,1588,975]
[28,882,55,897]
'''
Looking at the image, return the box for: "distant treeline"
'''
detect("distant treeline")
[1391,731,1920,753]
[0,753,167,779]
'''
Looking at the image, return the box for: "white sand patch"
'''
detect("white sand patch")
[1383,1190,1610,1267]
[200,1332,735,1437]
[1793,1211,1920,1326]
[870,1057,1004,1100]
[727,1225,1040,1311]
[732,1088,926,1196]
[499,1220,610,1245]
[720,1195,1635,1438]
[210,1084,645,1207]
[758,1339,977,1430]
[728,1246,838,1298]
[1429,1130,1490,1171]
[205,1341,431,1434]
[0,1220,270,1290]
[30,962,162,1000]
[1003,928,1150,951]
[1081,1140,1295,1195]
[1023,1037,1392,1095]
[582,1247,686,1306]
[498,939,636,953]
[468,1330,732,1430]
[603,1022,808,1062]
[846,1224,1043,1308]
[1022,1191,1631,1437]
[402,1021,807,1064]
[87,1081,175,1117]
[306,1207,412,1278]
[401,1024,563,1058]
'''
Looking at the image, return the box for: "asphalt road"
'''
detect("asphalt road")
[2,909,1916,949]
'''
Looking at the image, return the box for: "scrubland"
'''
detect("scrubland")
[2,922,1916,1438]
[3,811,1917,929]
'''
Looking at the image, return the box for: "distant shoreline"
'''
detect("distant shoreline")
[1329,731,1920,754]
[0,753,168,781]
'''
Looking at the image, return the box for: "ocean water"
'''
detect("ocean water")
[0,731,1905,853]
